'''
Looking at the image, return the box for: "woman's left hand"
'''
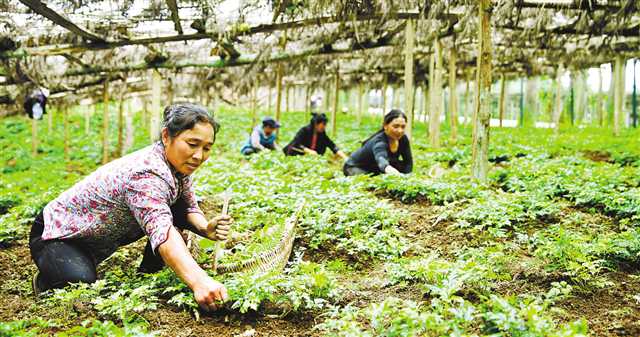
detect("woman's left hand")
[207,215,234,241]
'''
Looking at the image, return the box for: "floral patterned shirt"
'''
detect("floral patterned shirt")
[42,142,203,262]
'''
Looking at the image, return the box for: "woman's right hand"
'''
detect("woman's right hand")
[385,165,401,175]
[193,276,229,311]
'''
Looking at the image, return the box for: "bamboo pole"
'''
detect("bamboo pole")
[404,19,415,140]
[553,65,564,133]
[305,85,311,113]
[332,70,340,137]
[448,47,457,142]
[429,39,443,148]
[102,77,110,164]
[471,0,493,182]
[613,56,624,136]
[499,73,506,127]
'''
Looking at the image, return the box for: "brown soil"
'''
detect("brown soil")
[583,150,613,163]
[388,197,640,337]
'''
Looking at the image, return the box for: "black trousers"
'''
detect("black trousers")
[29,198,197,292]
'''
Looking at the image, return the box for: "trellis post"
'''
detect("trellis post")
[471,0,493,182]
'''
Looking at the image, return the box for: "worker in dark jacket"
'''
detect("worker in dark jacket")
[23,88,48,120]
[283,113,348,159]
[343,109,413,176]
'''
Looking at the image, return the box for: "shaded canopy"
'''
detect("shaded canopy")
[0,0,638,110]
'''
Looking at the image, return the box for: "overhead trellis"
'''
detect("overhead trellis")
[0,0,638,112]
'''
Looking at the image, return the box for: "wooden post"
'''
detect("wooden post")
[464,71,470,125]
[553,65,564,133]
[117,80,127,157]
[633,59,638,128]
[429,39,443,148]
[141,98,148,132]
[31,118,38,157]
[251,85,258,128]
[275,64,283,121]
[167,77,174,105]
[471,0,492,182]
[150,70,162,142]
[448,47,457,142]
[499,73,506,127]
[305,85,311,113]
[85,103,91,135]
[391,85,399,109]
[404,19,415,140]
[285,82,290,112]
[63,104,69,162]
[357,82,364,124]
[364,84,370,116]
[47,103,53,133]
[382,74,388,117]
[102,76,110,164]
[422,85,429,123]
[332,70,340,137]
[598,66,604,127]
[613,56,625,136]
[267,83,273,114]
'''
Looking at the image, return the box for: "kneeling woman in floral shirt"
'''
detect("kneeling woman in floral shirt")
[29,103,232,311]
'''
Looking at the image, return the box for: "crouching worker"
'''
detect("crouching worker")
[240,117,280,155]
[29,103,233,312]
[343,109,413,176]
[283,112,348,159]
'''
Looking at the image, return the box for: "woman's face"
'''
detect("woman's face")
[162,121,215,175]
[383,117,407,141]
[314,122,326,133]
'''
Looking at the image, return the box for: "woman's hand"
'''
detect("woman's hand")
[207,215,234,241]
[385,165,401,175]
[193,276,229,311]
[304,148,318,156]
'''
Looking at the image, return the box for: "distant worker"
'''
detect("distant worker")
[23,88,49,120]
[29,103,232,312]
[240,117,280,155]
[283,112,348,160]
[343,109,413,176]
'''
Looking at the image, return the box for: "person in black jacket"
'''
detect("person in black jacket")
[343,109,413,176]
[283,113,348,160]
[23,88,48,120]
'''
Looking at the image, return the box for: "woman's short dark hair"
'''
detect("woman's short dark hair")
[310,112,328,126]
[161,103,220,143]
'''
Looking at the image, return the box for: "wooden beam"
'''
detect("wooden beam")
[166,0,184,35]
[18,0,106,43]
[1,11,448,59]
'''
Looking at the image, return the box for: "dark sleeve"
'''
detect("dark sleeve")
[371,138,391,172]
[291,127,308,148]
[399,137,413,173]
[324,134,339,154]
